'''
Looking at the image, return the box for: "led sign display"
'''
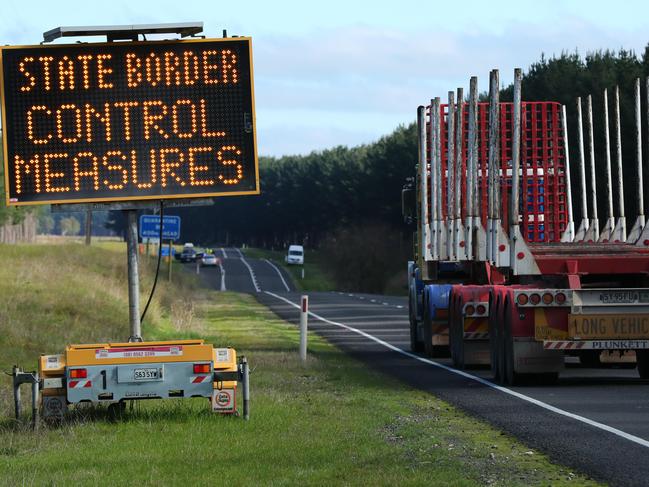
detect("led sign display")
[0,37,258,205]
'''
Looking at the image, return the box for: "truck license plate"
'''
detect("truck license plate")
[569,314,649,339]
[134,368,159,381]
[597,291,649,304]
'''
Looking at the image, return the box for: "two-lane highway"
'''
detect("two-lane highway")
[196,247,294,293]
[200,248,649,486]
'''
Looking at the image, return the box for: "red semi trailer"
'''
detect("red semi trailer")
[410,68,649,384]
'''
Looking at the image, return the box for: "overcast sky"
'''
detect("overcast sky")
[2,0,649,156]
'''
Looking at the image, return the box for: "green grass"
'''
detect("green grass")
[243,247,336,292]
[0,244,598,485]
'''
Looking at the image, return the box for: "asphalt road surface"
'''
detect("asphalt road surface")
[200,249,649,486]
[193,247,295,294]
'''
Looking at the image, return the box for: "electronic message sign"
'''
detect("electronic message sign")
[0,37,258,206]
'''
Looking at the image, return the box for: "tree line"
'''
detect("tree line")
[5,45,649,291]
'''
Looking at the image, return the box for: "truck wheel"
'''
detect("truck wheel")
[503,302,522,386]
[488,297,501,382]
[450,297,465,369]
[423,305,433,357]
[637,351,649,379]
[408,310,424,353]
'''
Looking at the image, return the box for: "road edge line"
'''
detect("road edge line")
[263,291,649,450]
[264,259,291,292]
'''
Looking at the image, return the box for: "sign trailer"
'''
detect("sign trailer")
[8,24,250,425]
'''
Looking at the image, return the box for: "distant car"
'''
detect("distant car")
[285,244,304,265]
[201,254,219,266]
[180,249,197,263]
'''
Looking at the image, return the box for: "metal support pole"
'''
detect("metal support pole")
[13,366,21,420]
[32,380,39,431]
[612,86,628,242]
[454,87,465,259]
[560,105,575,241]
[511,68,522,230]
[167,240,173,282]
[84,209,92,246]
[446,91,456,260]
[575,97,589,241]
[599,89,615,241]
[432,97,443,259]
[240,356,250,420]
[126,210,142,342]
[629,81,646,242]
[487,69,500,263]
[300,295,308,363]
[426,99,439,260]
[417,106,430,261]
[584,95,599,241]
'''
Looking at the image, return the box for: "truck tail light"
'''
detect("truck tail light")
[542,293,554,305]
[70,368,87,379]
[555,292,567,304]
[193,364,211,374]
[465,305,475,315]
[476,304,487,315]
[529,293,541,305]
[516,293,528,306]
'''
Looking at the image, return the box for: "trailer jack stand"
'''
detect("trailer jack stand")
[12,366,40,430]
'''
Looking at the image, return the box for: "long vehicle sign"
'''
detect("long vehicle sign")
[0,37,259,205]
[568,314,649,339]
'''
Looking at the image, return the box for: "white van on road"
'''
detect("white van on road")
[285,245,304,265]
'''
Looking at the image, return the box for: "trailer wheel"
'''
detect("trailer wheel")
[488,295,501,382]
[107,401,126,421]
[503,302,522,386]
[450,295,465,369]
[409,290,424,353]
[637,351,649,379]
[423,303,434,357]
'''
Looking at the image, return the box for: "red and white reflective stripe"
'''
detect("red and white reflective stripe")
[191,375,210,384]
[463,332,489,340]
[68,380,92,388]
[543,341,586,350]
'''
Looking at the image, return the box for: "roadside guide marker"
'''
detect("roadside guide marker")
[264,291,649,450]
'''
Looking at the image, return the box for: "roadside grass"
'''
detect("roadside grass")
[0,244,598,485]
[242,247,336,292]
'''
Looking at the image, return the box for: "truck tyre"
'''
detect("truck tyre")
[503,302,522,386]
[450,296,465,369]
[409,308,424,353]
[637,351,649,379]
[423,304,434,357]
[488,296,501,383]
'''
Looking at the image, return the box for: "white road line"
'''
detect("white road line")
[234,247,245,258]
[221,248,229,259]
[218,261,226,291]
[239,253,261,292]
[264,259,290,292]
[264,291,649,450]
